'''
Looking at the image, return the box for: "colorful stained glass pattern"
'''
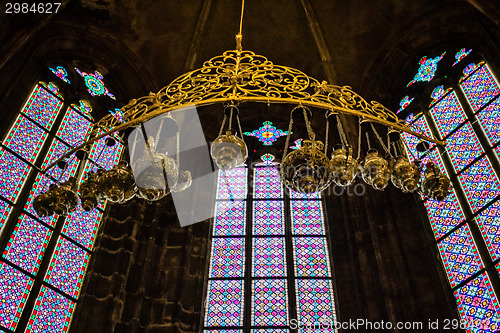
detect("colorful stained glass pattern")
[56,108,93,147]
[3,115,48,163]
[0,200,12,234]
[0,148,31,202]
[452,48,472,66]
[62,207,103,250]
[253,201,285,235]
[437,224,483,288]
[429,91,468,138]
[397,95,414,113]
[454,272,500,332]
[289,190,321,200]
[445,122,484,172]
[24,173,58,227]
[251,330,288,333]
[205,330,243,333]
[291,200,325,235]
[476,98,500,150]
[44,237,90,298]
[49,66,70,84]
[217,168,247,200]
[475,201,500,261]
[2,214,52,275]
[21,84,63,130]
[402,115,434,162]
[252,237,286,277]
[293,237,331,277]
[209,238,245,278]
[407,52,446,87]
[251,279,288,326]
[204,280,244,327]
[424,188,466,240]
[41,139,79,182]
[295,279,336,326]
[75,68,115,99]
[458,157,500,212]
[88,133,124,170]
[25,286,75,333]
[0,262,34,330]
[254,167,282,199]
[460,63,500,112]
[213,200,246,236]
[244,121,289,146]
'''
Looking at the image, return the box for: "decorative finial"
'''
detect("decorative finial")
[236,34,243,52]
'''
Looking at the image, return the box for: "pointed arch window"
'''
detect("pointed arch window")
[0,66,123,332]
[203,155,337,332]
[399,49,500,331]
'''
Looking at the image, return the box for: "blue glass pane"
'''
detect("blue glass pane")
[424,188,466,240]
[21,84,63,130]
[62,206,103,250]
[437,224,484,288]
[252,237,286,277]
[3,115,48,163]
[295,279,336,328]
[460,63,500,112]
[0,148,31,203]
[292,237,332,277]
[458,156,500,213]
[56,107,93,147]
[251,279,288,326]
[291,200,325,235]
[454,272,500,332]
[217,168,247,200]
[209,237,245,278]
[476,98,500,152]
[253,166,282,199]
[445,122,484,172]
[252,201,284,236]
[475,201,500,261]
[429,91,468,138]
[213,200,246,236]
[204,280,244,327]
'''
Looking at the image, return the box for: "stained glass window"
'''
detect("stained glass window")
[25,286,75,333]
[0,68,122,332]
[0,262,33,330]
[204,160,336,331]
[407,52,446,87]
[75,68,115,99]
[400,52,500,331]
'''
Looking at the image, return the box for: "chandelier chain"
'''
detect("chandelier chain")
[370,122,391,155]
[219,114,227,136]
[336,114,348,148]
[357,120,362,160]
[239,0,245,36]
[236,113,244,140]
[324,114,329,155]
[282,116,294,163]
[303,107,315,140]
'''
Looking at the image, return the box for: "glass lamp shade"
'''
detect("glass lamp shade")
[211,130,248,170]
[98,161,136,204]
[391,156,420,193]
[330,146,358,187]
[280,139,332,193]
[421,162,451,201]
[361,149,392,191]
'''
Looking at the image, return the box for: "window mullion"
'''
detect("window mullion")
[243,166,253,332]
[284,190,297,333]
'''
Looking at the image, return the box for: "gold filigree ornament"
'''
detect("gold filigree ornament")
[43,39,442,172]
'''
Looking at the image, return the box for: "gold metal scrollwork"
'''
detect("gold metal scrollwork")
[44,48,442,172]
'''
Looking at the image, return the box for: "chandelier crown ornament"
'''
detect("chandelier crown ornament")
[421,161,451,201]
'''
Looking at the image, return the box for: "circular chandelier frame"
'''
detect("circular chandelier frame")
[44,46,443,172]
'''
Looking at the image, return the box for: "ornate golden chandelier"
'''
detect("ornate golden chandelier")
[34,0,450,218]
